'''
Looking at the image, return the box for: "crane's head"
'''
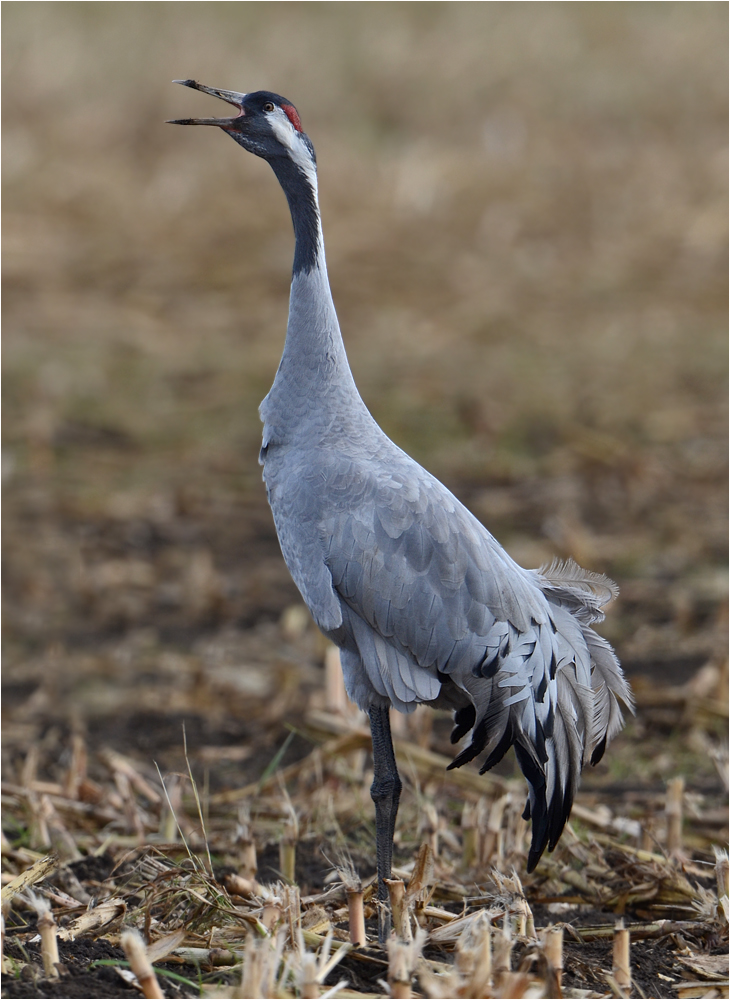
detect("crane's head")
[167,80,315,168]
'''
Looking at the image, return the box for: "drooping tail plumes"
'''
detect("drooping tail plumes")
[447,558,633,871]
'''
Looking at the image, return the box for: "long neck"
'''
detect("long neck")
[266,151,364,412]
[270,154,321,276]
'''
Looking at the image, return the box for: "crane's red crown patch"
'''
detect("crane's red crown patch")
[282,104,302,132]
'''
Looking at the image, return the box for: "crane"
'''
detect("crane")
[168,81,634,940]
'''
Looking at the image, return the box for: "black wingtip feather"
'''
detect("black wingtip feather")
[590,733,608,766]
[513,741,575,871]
[450,704,476,745]
[478,723,515,774]
[447,714,489,769]
[526,772,577,870]
[514,743,550,871]
[446,706,580,873]
[526,843,546,873]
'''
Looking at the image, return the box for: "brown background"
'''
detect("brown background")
[3,3,727,792]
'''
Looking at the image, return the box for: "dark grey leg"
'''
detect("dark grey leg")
[368,703,402,944]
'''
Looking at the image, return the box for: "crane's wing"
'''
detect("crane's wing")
[315,448,631,869]
[322,451,553,689]
[323,456,551,721]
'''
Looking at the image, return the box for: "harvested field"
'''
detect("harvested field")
[2,4,727,998]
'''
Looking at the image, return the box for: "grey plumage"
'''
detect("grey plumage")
[169,82,634,888]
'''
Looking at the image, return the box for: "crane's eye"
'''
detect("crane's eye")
[263,102,275,113]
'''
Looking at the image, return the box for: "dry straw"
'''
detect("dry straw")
[419,799,440,858]
[541,924,564,997]
[334,855,367,946]
[492,921,513,994]
[385,877,410,940]
[715,847,729,925]
[120,928,164,999]
[481,794,509,866]
[240,932,285,999]
[346,885,366,947]
[387,928,425,999]
[1,854,59,905]
[454,909,492,997]
[239,838,258,881]
[34,898,60,980]
[280,813,298,884]
[612,919,631,993]
[461,801,478,869]
[665,776,685,854]
[325,644,349,715]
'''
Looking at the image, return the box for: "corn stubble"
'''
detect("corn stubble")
[2,706,727,998]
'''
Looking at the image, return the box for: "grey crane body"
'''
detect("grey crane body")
[169,82,634,934]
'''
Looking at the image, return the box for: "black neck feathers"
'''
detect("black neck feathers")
[269,154,321,276]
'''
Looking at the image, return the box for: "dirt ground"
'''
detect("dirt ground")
[2,5,728,998]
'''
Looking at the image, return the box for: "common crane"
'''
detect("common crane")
[168,82,633,940]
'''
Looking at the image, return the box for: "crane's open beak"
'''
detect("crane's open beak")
[166,79,246,128]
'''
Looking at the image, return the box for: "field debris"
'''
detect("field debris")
[2,703,726,999]
[32,897,60,981]
[120,928,165,999]
[611,919,631,994]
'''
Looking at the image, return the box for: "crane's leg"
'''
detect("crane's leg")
[368,704,402,944]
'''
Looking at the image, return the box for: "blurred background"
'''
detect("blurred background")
[3,4,727,796]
